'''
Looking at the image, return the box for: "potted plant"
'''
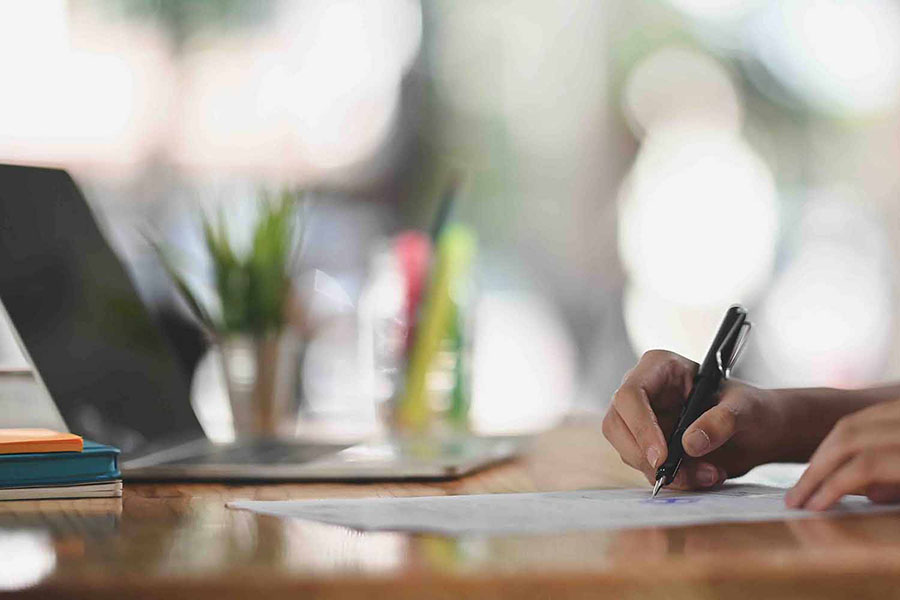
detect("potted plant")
[152,191,305,439]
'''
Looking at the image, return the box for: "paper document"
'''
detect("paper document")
[228,484,900,535]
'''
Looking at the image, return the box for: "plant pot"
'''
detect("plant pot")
[218,331,302,440]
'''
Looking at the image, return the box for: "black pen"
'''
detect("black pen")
[652,305,751,497]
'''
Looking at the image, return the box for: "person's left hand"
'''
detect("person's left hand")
[785,397,900,510]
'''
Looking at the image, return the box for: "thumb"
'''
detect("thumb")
[681,393,743,457]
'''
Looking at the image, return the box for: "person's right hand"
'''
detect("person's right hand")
[602,350,786,490]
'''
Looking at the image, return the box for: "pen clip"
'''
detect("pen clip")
[715,320,752,379]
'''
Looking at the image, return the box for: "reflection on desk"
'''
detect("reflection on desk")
[2,421,900,600]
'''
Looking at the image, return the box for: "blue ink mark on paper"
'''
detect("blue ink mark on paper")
[641,497,701,505]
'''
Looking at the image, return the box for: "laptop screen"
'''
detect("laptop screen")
[0,164,203,453]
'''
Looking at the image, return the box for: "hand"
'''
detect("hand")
[785,398,900,510]
[602,350,785,490]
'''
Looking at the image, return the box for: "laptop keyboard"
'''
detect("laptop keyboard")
[161,441,350,466]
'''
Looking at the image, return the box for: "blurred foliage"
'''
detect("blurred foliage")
[95,0,277,49]
[153,190,305,336]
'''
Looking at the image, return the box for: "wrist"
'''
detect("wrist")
[767,387,863,462]
[757,387,797,463]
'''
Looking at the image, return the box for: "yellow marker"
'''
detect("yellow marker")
[399,224,477,431]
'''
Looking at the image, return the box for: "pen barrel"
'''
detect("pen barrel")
[655,374,721,485]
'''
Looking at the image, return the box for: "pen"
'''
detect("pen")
[652,305,751,497]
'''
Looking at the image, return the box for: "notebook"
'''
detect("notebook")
[0,480,122,501]
[0,430,121,500]
[0,439,120,487]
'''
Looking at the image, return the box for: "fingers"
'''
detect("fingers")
[602,408,655,482]
[612,385,667,469]
[602,406,727,492]
[802,452,900,511]
[682,390,743,458]
[610,351,698,470]
[784,402,900,510]
[785,420,856,508]
[666,461,727,491]
[785,417,900,509]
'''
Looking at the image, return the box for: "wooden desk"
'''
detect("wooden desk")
[3,419,900,599]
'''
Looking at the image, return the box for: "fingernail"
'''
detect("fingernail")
[647,446,660,469]
[697,463,718,487]
[683,429,710,455]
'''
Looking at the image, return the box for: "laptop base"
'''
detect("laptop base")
[122,435,526,482]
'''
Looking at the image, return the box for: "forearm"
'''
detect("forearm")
[773,384,900,462]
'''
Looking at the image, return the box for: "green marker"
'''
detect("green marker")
[399,224,477,431]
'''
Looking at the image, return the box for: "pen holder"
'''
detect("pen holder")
[358,229,477,437]
[397,293,475,436]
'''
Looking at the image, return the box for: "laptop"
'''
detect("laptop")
[0,164,523,480]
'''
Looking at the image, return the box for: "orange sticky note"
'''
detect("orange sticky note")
[0,429,83,454]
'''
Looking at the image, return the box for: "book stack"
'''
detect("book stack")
[0,429,121,500]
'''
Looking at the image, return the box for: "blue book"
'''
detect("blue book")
[0,440,120,488]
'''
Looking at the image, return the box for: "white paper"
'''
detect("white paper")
[227,484,900,535]
[731,462,808,488]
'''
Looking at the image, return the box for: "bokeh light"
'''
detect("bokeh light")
[265,0,421,170]
[3,0,900,442]
[177,0,422,175]
[666,0,763,23]
[623,46,743,138]
[0,532,56,591]
[618,126,779,307]
[758,194,893,387]
[748,0,900,116]
[470,292,575,434]
[430,2,606,156]
[0,0,170,173]
[623,285,736,361]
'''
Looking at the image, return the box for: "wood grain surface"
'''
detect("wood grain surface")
[2,418,900,599]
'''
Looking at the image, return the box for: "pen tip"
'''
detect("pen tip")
[651,478,663,498]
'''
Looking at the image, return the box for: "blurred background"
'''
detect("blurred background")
[2,0,900,435]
